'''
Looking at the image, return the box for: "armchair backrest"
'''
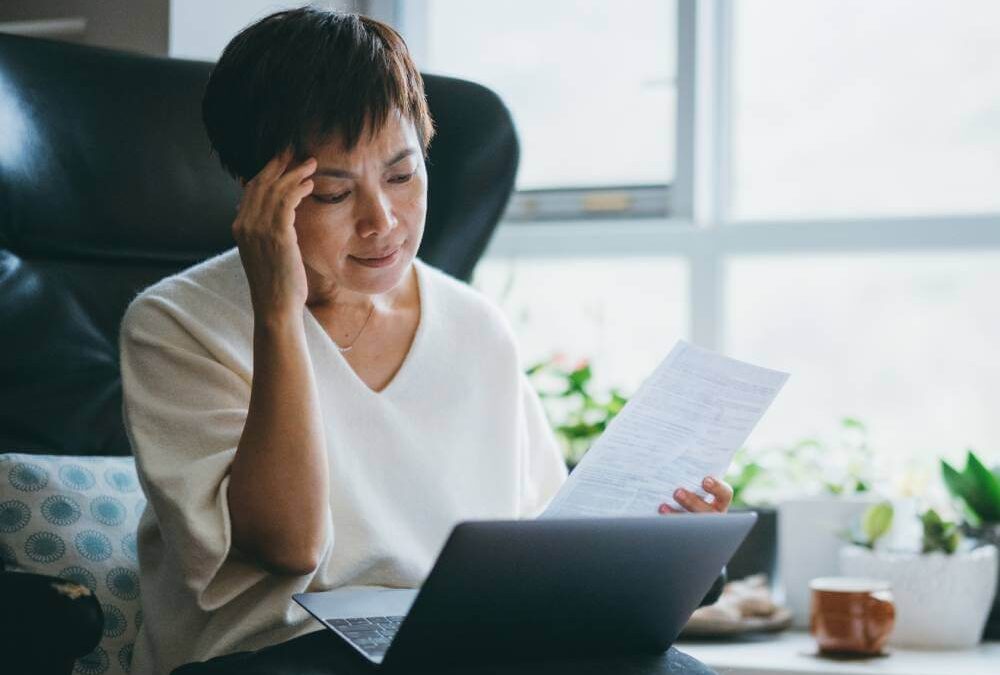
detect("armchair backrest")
[0,33,518,456]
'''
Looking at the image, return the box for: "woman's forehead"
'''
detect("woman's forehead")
[308,112,418,160]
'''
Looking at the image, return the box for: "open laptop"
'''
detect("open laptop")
[293,512,756,670]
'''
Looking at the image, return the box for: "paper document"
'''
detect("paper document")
[541,340,789,519]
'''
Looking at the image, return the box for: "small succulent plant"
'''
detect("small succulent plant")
[847,500,895,549]
[847,501,962,554]
[920,508,961,555]
[941,451,1000,526]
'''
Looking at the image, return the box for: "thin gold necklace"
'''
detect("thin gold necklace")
[335,302,375,353]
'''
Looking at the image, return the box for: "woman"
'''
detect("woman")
[120,8,733,674]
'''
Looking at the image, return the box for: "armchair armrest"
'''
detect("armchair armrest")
[0,570,104,674]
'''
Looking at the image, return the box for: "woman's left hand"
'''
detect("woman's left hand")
[658,476,733,515]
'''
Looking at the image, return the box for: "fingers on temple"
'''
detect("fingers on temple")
[257,146,295,182]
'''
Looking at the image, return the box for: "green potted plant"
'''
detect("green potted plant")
[526,356,627,470]
[840,501,998,648]
[941,450,1000,638]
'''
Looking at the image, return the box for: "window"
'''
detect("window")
[422,0,677,219]
[730,0,1000,220]
[725,252,1000,459]
[473,257,688,393]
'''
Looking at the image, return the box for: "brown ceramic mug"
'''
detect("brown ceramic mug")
[809,577,895,656]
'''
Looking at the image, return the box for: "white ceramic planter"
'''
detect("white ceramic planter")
[840,544,999,649]
[778,496,877,627]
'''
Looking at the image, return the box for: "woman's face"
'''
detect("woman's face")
[292,110,427,301]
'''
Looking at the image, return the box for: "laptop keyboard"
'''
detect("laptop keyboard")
[326,616,405,659]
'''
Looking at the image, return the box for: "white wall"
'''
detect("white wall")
[0,1,382,61]
[168,0,367,61]
[0,0,169,56]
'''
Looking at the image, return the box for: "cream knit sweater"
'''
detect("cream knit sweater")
[119,249,567,674]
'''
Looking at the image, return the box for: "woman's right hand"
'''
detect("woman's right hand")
[232,146,317,321]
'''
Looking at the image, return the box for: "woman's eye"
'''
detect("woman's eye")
[389,172,415,184]
[314,191,350,204]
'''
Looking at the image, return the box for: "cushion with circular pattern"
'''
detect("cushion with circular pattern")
[1,453,145,675]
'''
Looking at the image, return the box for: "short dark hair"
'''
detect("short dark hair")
[201,7,435,183]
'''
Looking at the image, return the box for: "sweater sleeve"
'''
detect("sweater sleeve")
[517,371,569,519]
[120,291,267,611]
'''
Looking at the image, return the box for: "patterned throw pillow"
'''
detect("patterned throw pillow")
[0,453,146,675]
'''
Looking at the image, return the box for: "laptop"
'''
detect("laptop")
[293,512,756,670]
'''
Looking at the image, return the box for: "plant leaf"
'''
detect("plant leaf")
[965,451,1000,522]
[525,361,547,376]
[941,459,967,499]
[567,364,592,390]
[861,501,893,545]
[842,417,867,432]
[941,453,1000,523]
[921,508,961,555]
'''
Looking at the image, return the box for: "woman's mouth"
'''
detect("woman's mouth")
[349,247,401,268]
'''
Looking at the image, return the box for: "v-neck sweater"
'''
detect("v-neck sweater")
[119,248,568,674]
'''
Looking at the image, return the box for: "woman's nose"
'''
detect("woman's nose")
[355,188,397,238]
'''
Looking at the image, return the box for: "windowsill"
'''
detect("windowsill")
[674,631,1000,675]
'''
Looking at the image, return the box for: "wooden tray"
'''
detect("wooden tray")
[680,606,794,638]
